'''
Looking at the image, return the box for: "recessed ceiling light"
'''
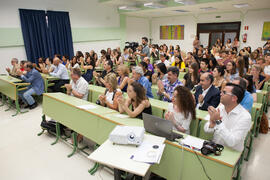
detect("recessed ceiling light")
[233,3,249,8]
[144,2,166,9]
[200,7,217,11]
[118,6,140,11]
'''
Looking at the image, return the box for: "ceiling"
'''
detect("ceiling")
[99,0,270,18]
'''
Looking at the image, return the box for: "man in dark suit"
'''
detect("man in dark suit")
[194,72,220,111]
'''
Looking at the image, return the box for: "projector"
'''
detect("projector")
[109,126,145,146]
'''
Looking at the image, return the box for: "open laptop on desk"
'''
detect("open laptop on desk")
[142,113,183,141]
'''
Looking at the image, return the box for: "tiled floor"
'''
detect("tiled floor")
[0,104,269,180]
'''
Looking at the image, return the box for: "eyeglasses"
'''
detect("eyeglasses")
[221,91,234,96]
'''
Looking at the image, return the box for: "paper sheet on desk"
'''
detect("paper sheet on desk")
[77,104,97,110]
[114,114,130,118]
[131,141,165,164]
[181,135,204,150]
[204,114,210,121]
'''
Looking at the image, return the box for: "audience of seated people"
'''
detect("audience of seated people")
[5,37,270,155]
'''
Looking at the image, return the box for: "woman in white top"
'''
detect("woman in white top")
[165,86,196,134]
[69,56,80,70]
[98,73,122,110]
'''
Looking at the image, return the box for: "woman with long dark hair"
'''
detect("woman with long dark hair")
[165,86,196,134]
[183,62,199,90]
[117,82,152,119]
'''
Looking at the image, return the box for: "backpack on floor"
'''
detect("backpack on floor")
[259,112,269,134]
[40,120,64,135]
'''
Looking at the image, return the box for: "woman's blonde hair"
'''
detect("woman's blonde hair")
[252,64,262,73]
[104,73,118,90]
[118,64,129,76]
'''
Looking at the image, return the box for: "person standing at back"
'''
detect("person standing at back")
[134,37,150,61]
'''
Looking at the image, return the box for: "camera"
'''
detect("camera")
[125,42,139,52]
[201,141,224,156]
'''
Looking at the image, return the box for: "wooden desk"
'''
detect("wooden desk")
[0,75,30,116]
[42,92,241,180]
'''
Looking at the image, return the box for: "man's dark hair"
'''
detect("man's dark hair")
[205,73,214,83]
[140,61,148,70]
[226,83,245,104]
[142,37,148,42]
[100,49,106,55]
[201,58,209,66]
[234,77,247,91]
[63,55,69,60]
[106,60,113,69]
[26,62,33,69]
[167,66,179,77]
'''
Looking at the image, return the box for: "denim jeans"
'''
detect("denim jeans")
[18,88,36,105]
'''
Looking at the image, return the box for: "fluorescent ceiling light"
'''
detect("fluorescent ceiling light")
[233,3,249,8]
[174,0,196,5]
[144,2,166,9]
[118,6,140,11]
[200,7,217,11]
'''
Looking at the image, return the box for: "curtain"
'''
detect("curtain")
[47,11,74,58]
[19,9,52,63]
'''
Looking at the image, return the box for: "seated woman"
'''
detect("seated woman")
[183,62,199,90]
[244,74,257,102]
[140,61,152,83]
[34,57,45,72]
[117,64,129,92]
[171,56,185,72]
[80,56,95,83]
[225,61,239,82]
[98,73,122,110]
[250,64,266,90]
[165,86,196,134]
[152,63,167,84]
[213,66,227,91]
[68,56,80,70]
[117,82,152,119]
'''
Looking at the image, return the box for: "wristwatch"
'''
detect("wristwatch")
[216,119,222,125]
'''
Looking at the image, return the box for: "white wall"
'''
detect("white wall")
[151,9,270,52]
[126,16,150,43]
[241,9,270,50]
[0,0,121,74]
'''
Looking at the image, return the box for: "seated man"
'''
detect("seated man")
[155,53,170,67]
[232,77,253,113]
[65,68,89,101]
[131,66,153,98]
[204,83,251,152]
[93,60,114,87]
[157,66,183,102]
[194,72,220,110]
[49,57,70,92]
[17,62,44,109]
[6,58,20,77]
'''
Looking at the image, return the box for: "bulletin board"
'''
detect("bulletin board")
[160,25,184,40]
[262,22,270,40]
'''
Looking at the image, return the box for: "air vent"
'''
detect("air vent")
[200,7,217,11]
[173,10,190,12]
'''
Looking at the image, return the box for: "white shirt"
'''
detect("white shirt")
[168,103,192,134]
[264,65,270,76]
[156,60,171,67]
[204,104,251,152]
[50,63,69,80]
[105,89,121,105]
[70,77,89,101]
[68,63,80,70]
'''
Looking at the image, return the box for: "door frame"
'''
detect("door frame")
[197,22,241,48]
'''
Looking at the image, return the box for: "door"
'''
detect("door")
[210,32,222,47]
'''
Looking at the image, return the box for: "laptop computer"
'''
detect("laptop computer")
[142,113,183,141]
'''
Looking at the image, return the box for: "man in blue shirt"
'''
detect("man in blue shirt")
[232,77,253,113]
[132,66,153,98]
[49,57,70,92]
[17,62,44,109]
[157,66,183,102]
